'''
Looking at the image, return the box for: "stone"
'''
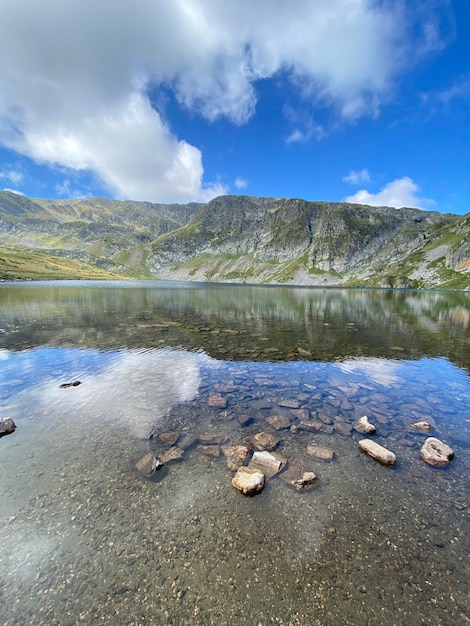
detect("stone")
[198,445,221,458]
[353,416,376,435]
[160,447,184,463]
[420,437,454,467]
[59,380,81,389]
[158,431,180,447]
[250,432,280,451]
[334,422,353,437]
[179,434,197,450]
[231,467,266,496]
[0,417,16,438]
[222,445,251,471]
[135,453,164,478]
[132,423,154,440]
[237,414,253,427]
[278,399,301,408]
[248,451,284,477]
[298,420,323,433]
[280,459,317,490]
[307,444,335,461]
[409,420,431,434]
[290,409,310,421]
[359,440,396,466]
[208,394,227,409]
[198,434,228,445]
[265,414,291,430]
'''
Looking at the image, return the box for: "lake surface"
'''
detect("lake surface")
[0,281,469,625]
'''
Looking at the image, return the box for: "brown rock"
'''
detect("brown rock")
[420,437,454,467]
[290,409,310,421]
[298,420,323,433]
[160,447,184,463]
[198,434,228,445]
[359,440,396,466]
[266,414,291,430]
[409,420,431,434]
[250,432,280,451]
[222,445,251,471]
[231,467,266,496]
[334,422,353,437]
[307,444,335,461]
[279,398,301,409]
[280,459,317,490]
[198,445,221,458]
[208,394,227,409]
[158,431,180,447]
[135,453,164,478]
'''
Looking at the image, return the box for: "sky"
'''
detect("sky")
[0,0,469,214]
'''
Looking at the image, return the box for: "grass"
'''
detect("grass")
[0,245,124,281]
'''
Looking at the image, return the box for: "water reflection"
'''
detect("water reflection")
[0,283,469,625]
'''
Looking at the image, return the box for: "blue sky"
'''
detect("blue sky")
[0,0,468,214]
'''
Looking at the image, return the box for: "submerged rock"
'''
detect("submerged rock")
[248,450,284,477]
[222,445,251,471]
[158,431,180,447]
[354,416,376,435]
[307,444,335,461]
[359,440,396,466]
[135,452,164,478]
[420,437,455,467]
[198,434,228,445]
[237,414,253,427]
[265,414,291,430]
[208,394,227,408]
[280,458,317,490]
[231,467,266,496]
[250,432,280,451]
[0,417,16,438]
[198,445,221,458]
[409,420,431,434]
[160,447,184,463]
[334,422,353,437]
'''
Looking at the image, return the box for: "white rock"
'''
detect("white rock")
[420,437,454,467]
[249,450,284,477]
[231,467,266,496]
[354,416,376,435]
[359,440,396,466]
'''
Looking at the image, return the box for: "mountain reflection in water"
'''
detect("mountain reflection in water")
[0,282,468,626]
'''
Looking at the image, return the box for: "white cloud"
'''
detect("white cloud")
[345,176,434,209]
[0,169,23,185]
[343,168,370,185]
[0,1,445,202]
[234,177,248,190]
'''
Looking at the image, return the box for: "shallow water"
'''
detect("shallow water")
[0,282,469,625]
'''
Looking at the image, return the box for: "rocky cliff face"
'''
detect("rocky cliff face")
[0,191,468,289]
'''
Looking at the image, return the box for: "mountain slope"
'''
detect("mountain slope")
[0,191,468,289]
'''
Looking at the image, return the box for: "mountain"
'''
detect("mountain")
[0,191,468,289]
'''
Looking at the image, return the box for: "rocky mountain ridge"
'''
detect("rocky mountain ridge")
[0,191,468,289]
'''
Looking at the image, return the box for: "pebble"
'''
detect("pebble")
[307,444,335,461]
[0,417,16,437]
[250,432,280,451]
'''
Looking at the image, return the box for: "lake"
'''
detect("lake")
[0,281,469,625]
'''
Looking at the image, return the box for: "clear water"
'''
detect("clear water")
[0,282,469,625]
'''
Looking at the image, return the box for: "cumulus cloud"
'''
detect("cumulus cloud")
[343,168,370,185]
[0,0,445,202]
[234,177,248,190]
[345,176,435,209]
